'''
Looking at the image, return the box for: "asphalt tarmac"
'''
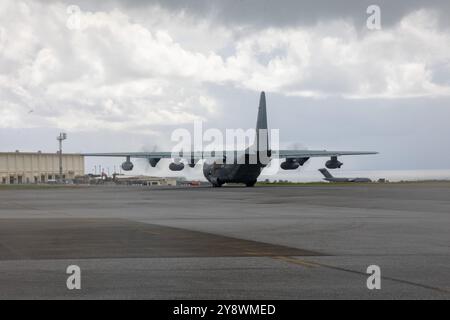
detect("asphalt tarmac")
[0,182,449,299]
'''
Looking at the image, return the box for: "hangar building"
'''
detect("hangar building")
[0,151,85,184]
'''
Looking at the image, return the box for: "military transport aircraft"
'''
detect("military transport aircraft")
[84,92,377,187]
[319,168,372,183]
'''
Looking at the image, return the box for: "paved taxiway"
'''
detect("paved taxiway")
[0,183,449,299]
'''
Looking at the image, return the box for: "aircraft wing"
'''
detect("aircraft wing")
[276,150,378,159]
[83,152,175,159]
[83,150,378,159]
[82,151,223,160]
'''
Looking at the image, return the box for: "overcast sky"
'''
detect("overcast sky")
[1,0,450,178]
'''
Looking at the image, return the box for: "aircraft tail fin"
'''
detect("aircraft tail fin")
[256,91,268,131]
[255,91,269,152]
[319,168,333,179]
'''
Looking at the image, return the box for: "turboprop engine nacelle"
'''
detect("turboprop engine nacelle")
[280,157,310,170]
[121,161,134,171]
[280,159,300,170]
[169,162,185,171]
[326,156,343,169]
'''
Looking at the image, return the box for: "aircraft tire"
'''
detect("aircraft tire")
[246,181,257,187]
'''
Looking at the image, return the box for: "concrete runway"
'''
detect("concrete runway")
[0,183,449,299]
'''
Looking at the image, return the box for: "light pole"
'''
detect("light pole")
[57,133,67,183]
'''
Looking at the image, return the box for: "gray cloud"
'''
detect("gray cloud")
[90,0,450,29]
[38,0,450,29]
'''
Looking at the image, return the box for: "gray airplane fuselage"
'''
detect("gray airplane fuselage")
[202,90,270,187]
[323,177,372,183]
[203,156,266,187]
[318,168,372,183]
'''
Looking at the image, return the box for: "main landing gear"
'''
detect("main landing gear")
[245,181,257,187]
